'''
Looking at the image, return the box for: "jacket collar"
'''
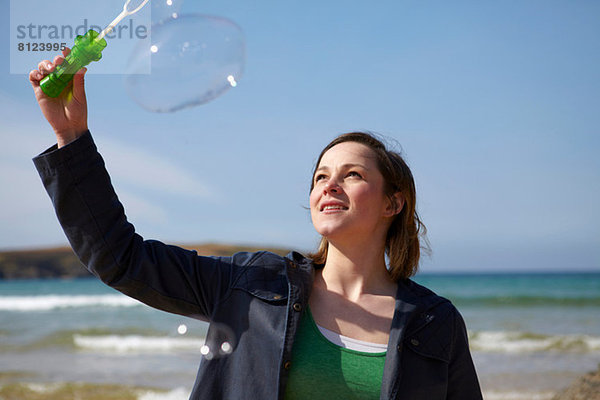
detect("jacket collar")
[284,251,315,306]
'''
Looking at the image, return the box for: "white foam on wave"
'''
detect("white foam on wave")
[73,334,205,353]
[0,294,140,311]
[11,382,191,400]
[137,387,191,400]
[24,382,63,393]
[483,390,555,400]
[470,330,600,353]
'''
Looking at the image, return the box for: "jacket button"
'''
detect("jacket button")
[397,344,402,352]
[410,338,420,346]
[284,361,292,370]
[273,295,282,300]
[293,303,302,312]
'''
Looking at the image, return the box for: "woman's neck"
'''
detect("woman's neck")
[319,242,396,301]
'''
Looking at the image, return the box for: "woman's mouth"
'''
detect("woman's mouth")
[321,204,349,212]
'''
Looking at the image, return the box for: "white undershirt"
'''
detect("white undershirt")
[316,324,388,353]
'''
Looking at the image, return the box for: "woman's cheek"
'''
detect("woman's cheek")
[309,192,320,222]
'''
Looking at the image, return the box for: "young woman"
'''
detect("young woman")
[30,50,483,400]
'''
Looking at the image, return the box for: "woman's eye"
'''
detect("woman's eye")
[315,174,326,182]
[347,171,362,178]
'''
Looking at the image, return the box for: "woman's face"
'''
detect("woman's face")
[310,142,395,243]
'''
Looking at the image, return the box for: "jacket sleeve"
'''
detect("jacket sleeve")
[446,308,483,400]
[33,131,233,320]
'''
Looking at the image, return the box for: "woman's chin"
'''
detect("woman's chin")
[316,226,352,243]
[314,223,343,238]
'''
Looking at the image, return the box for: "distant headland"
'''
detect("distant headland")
[0,243,291,280]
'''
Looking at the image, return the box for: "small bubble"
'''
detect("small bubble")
[200,345,210,355]
[221,341,232,354]
[177,324,187,335]
[198,322,236,360]
[151,0,182,23]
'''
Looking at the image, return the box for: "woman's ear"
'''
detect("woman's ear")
[384,192,404,217]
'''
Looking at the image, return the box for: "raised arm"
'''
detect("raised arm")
[30,52,236,321]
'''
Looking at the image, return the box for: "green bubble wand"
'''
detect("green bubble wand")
[40,0,150,98]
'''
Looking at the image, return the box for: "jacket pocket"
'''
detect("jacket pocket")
[231,261,289,303]
[403,305,455,363]
[404,335,450,363]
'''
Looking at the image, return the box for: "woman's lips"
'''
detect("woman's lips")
[320,203,349,212]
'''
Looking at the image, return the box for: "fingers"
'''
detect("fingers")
[29,69,42,86]
[37,59,54,74]
[75,67,87,78]
[37,49,68,74]
[30,48,74,94]
[32,47,69,83]
[30,59,52,86]
[53,54,65,66]
[72,67,87,101]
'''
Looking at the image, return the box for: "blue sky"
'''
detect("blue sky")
[1,0,599,272]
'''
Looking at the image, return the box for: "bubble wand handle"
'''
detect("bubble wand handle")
[39,0,149,98]
[40,29,107,98]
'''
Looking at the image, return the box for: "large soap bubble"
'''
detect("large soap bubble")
[151,0,183,23]
[125,14,245,113]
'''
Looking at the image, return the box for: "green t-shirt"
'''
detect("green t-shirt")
[284,307,387,400]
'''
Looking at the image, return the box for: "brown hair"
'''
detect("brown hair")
[309,132,427,281]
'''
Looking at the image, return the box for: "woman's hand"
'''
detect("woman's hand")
[29,47,88,148]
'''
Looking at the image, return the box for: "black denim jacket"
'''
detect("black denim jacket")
[33,131,483,400]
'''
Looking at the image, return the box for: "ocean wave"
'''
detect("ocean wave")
[0,382,191,400]
[138,388,191,400]
[452,295,600,307]
[73,334,205,353]
[469,330,600,353]
[482,390,555,400]
[0,294,140,311]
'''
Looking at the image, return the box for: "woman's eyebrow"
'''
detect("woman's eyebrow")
[315,163,369,173]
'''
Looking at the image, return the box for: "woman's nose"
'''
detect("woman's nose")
[323,179,341,194]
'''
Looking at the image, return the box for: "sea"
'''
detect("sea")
[1,272,599,400]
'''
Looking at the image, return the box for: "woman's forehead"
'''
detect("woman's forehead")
[319,142,377,167]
